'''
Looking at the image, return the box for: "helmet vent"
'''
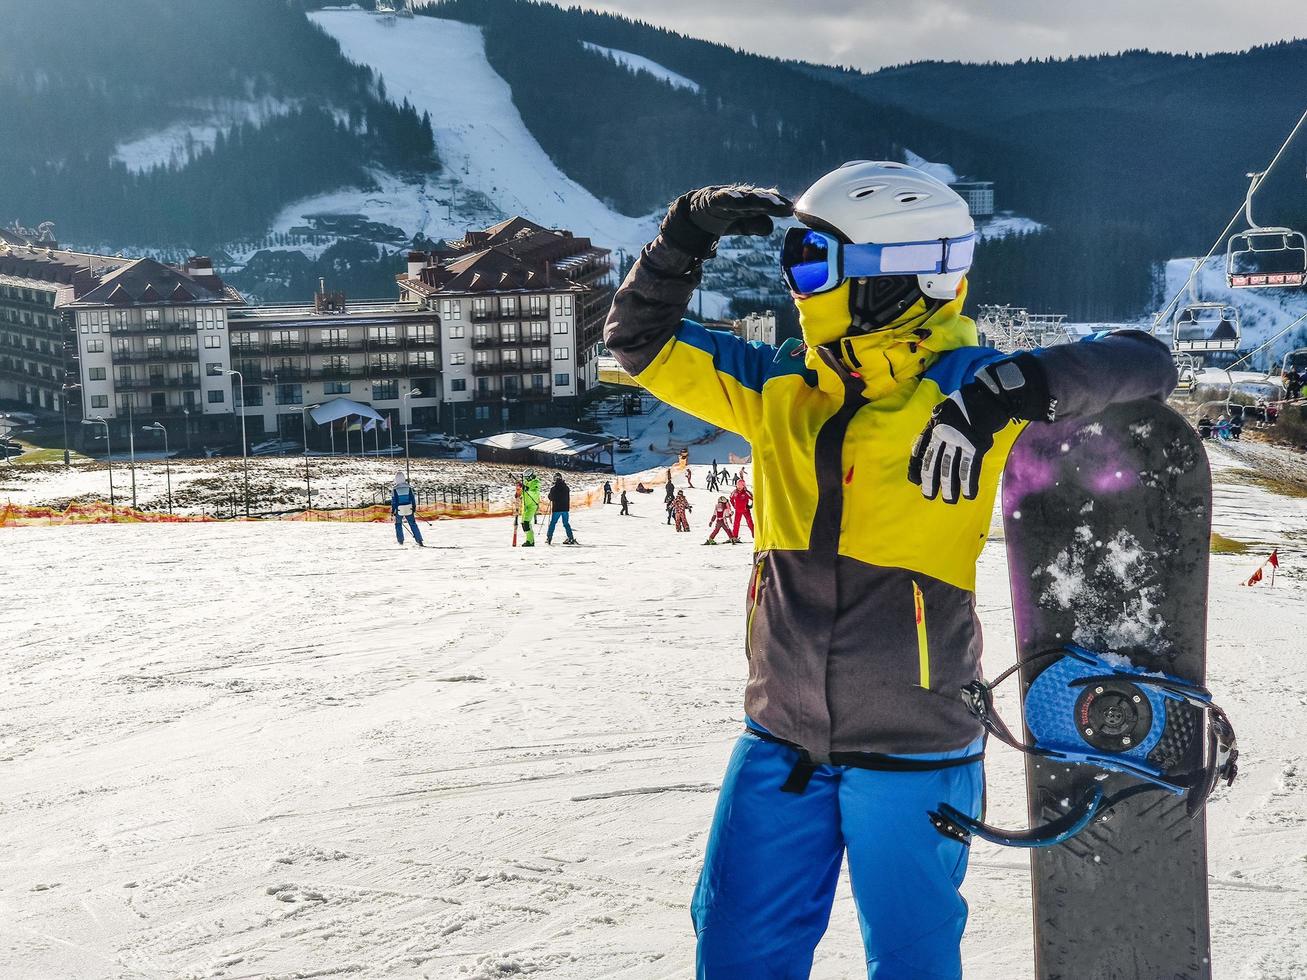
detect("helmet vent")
[849,183,886,200]
[896,191,929,204]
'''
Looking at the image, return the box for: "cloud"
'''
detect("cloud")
[570,0,1306,70]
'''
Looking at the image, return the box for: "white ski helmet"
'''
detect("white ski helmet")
[791,160,976,300]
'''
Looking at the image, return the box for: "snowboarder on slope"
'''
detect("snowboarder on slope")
[603,165,1177,978]
[519,472,541,547]
[391,471,424,547]
[619,488,630,515]
[547,472,577,544]
[603,480,613,504]
[704,495,737,545]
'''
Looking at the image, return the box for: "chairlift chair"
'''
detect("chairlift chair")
[1227,227,1307,288]
[1172,302,1241,352]
[1226,170,1307,288]
[1279,348,1307,377]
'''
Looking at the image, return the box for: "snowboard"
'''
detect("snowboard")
[1002,399,1213,979]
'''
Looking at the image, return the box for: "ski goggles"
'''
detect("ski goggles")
[781,226,977,295]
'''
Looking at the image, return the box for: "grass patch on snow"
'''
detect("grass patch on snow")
[1217,467,1307,499]
[1210,533,1252,554]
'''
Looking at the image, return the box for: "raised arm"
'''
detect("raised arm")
[604,186,791,439]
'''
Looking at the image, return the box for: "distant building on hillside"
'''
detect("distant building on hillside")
[397,216,612,433]
[949,181,995,219]
[0,226,126,417]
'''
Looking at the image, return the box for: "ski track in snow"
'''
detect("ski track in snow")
[2,446,1305,977]
[300,11,660,257]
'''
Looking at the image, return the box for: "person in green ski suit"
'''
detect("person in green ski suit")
[520,472,541,547]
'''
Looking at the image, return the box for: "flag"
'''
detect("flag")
[364,418,377,433]
[1244,567,1263,587]
[382,414,391,431]
[1269,549,1279,569]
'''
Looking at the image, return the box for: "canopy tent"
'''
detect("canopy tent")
[308,397,384,426]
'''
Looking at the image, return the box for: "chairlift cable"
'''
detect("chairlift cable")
[1226,308,1307,374]
[1152,103,1307,332]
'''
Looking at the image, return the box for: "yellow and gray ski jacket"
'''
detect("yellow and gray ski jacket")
[604,235,1178,757]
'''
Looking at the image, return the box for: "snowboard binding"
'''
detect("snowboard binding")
[930,644,1238,848]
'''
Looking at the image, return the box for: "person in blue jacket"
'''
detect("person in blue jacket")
[391,471,424,547]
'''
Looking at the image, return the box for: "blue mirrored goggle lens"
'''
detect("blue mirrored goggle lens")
[782,228,838,293]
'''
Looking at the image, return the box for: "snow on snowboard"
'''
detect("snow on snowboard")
[998,399,1233,979]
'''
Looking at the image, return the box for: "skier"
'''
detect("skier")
[519,472,541,547]
[672,489,693,532]
[619,488,631,515]
[704,495,737,545]
[686,467,694,488]
[729,481,754,542]
[391,471,424,547]
[664,479,676,525]
[547,472,577,544]
[706,468,719,492]
[603,480,613,504]
[603,165,1177,978]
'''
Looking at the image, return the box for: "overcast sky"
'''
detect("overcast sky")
[568,0,1307,71]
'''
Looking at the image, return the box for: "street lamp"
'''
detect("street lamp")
[402,386,422,480]
[81,416,114,511]
[61,380,81,468]
[302,403,320,512]
[143,422,172,514]
[126,397,138,510]
[226,369,249,517]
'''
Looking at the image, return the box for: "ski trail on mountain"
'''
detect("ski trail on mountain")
[310,10,658,255]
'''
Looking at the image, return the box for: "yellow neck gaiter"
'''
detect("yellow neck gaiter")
[797,280,978,400]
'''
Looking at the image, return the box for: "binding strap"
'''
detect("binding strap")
[745,726,984,794]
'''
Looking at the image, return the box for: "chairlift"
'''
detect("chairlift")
[1172,302,1241,352]
[1279,348,1307,377]
[1226,171,1307,288]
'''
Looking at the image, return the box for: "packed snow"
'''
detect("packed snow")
[299,11,661,257]
[977,212,1045,240]
[580,42,702,93]
[2,432,1305,977]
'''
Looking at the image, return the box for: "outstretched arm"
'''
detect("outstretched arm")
[910,330,1177,503]
[604,186,791,439]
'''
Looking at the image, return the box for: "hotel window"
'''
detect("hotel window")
[89,367,106,381]
[441,298,462,319]
[449,351,466,365]
[450,378,466,392]
[448,325,464,339]
[372,380,399,401]
[206,362,222,377]
[144,308,161,326]
[553,295,573,315]
[553,321,569,335]
[91,395,108,409]
[208,389,225,404]
[204,335,221,349]
[554,373,570,386]
[553,347,569,361]
[499,296,517,315]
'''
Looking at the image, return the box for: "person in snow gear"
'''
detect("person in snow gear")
[604,165,1177,979]
[620,488,631,515]
[672,489,693,531]
[391,471,425,546]
[706,468,719,492]
[603,480,613,504]
[519,472,541,547]
[704,495,738,544]
[547,472,577,544]
[729,482,754,541]
[664,480,677,525]
[685,467,694,488]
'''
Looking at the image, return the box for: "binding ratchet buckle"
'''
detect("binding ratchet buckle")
[929,645,1238,849]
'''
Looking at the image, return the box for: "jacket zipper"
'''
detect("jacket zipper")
[746,552,768,661]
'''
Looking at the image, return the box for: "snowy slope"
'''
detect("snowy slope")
[112,98,298,174]
[298,11,660,256]
[2,444,1305,977]
[581,41,702,93]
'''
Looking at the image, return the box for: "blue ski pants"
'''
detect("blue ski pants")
[691,730,983,979]
[394,513,423,545]
[547,511,573,540]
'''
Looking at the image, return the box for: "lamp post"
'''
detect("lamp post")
[81,416,114,511]
[143,422,172,514]
[124,397,138,509]
[61,380,80,468]
[302,403,319,512]
[402,386,422,480]
[226,369,249,517]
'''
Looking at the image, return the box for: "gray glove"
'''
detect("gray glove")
[659,184,792,259]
